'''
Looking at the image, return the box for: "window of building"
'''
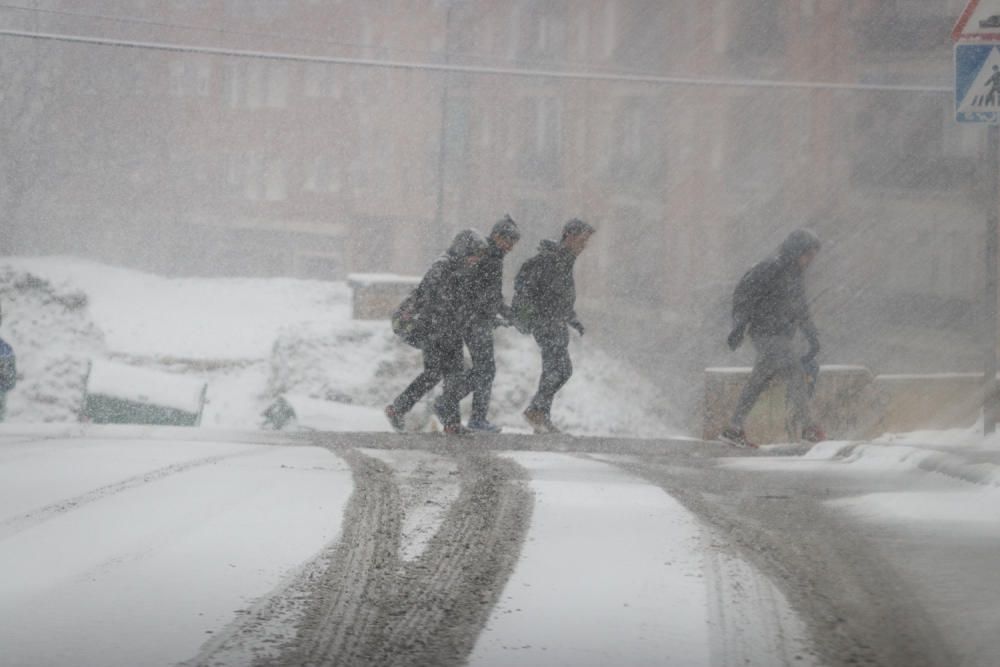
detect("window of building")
[225,0,289,20]
[606,96,666,189]
[518,96,561,183]
[264,158,287,201]
[727,0,785,61]
[852,93,977,191]
[602,2,617,59]
[304,63,341,98]
[169,58,211,97]
[266,64,289,109]
[725,91,781,196]
[225,62,287,109]
[304,155,342,194]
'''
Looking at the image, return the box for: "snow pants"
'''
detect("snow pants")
[730,334,811,433]
[528,321,572,416]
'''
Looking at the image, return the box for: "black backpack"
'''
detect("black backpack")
[511,257,541,334]
[0,338,16,393]
[391,286,428,348]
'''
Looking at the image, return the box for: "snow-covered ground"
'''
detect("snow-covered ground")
[2,257,999,665]
[0,256,678,436]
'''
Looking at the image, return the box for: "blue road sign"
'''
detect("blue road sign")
[956,42,1000,123]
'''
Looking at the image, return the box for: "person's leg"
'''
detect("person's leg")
[783,355,813,438]
[465,322,497,423]
[435,339,468,426]
[528,323,572,416]
[729,336,786,430]
[0,391,6,422]
[392,345,444,415]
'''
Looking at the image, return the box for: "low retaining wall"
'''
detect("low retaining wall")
[704,366,986,444]
[347,273,420,320]
[875,373,983,433]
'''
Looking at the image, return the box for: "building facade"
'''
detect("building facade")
[2,0,986,382]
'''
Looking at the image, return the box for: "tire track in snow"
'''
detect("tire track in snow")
[369,450,532,667]
[0,449,264,542]
[272,447,403,666]
[257,445,532,667]
[614,453,957,667]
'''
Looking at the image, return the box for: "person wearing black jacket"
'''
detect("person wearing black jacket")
[512,218,595,434]
[722,228,824,447]
[385,229,487,435]
[463,215,521,433]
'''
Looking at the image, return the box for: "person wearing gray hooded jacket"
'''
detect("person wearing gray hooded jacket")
[386,229,488,435]
[722,228,825,447]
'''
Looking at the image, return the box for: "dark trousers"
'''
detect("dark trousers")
[392,336,464,415]
[528,321,572,415]
[464,321,496,422]
[730,334,811,432]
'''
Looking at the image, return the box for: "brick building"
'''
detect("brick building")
[2,0,987,383]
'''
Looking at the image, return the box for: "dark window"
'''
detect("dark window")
[851,93,977,191]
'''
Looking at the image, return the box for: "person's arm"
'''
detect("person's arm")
[800,315,820,361]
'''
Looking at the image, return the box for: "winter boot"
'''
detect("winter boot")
[467,418,502,433]
[801,425,826,443]
[385,405,405,433]
[720,427,757,449]
[443,422,474,436]
[432,398,469,436]
[523,408,560,434]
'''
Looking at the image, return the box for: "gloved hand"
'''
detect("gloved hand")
[801,344,820,364]
[727,324,746,351]
[568,319,585,336]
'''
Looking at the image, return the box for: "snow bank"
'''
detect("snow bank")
[0,256,678,437]
[86,359,207,414]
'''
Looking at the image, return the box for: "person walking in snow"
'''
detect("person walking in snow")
[462,215,521,433]
[512,218,595,434]
[722,228,825,448]
[0,301,14,422]
[385,229,488,435]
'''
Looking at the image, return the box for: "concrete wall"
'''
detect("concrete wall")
[348,274,420,321]
[703,366,984,444]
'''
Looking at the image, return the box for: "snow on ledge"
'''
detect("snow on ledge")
[86,360,206,413]
[346,273,420,286]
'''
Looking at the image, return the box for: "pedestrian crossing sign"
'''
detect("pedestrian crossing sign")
[956,42,1000,123]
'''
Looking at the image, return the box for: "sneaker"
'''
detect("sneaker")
[720,427,757,449]
[443,422,473,436]
[385,405,405,433]
[524,408,558,434]
[801,425,826,443]
[467,418,502,433]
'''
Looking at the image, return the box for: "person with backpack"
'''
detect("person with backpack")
[385,229,488,435]
[462,215,521,433]
[721,228,825,448]
[512,218,595,434]
[0,301,14,422]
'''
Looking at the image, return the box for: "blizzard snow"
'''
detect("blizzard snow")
[0,434,352,667]
[1,257,998,665]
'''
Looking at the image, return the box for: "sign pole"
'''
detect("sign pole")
[986,125,1000,434]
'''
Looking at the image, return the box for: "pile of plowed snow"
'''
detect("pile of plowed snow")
[0,257,678,437]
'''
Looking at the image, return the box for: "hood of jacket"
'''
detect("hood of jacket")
[447,229,488,260]
[777,229,821,265]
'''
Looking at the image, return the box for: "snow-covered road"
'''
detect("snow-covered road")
[0,427,817,667]
[0,431,352,667]
[5,424,999,666]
